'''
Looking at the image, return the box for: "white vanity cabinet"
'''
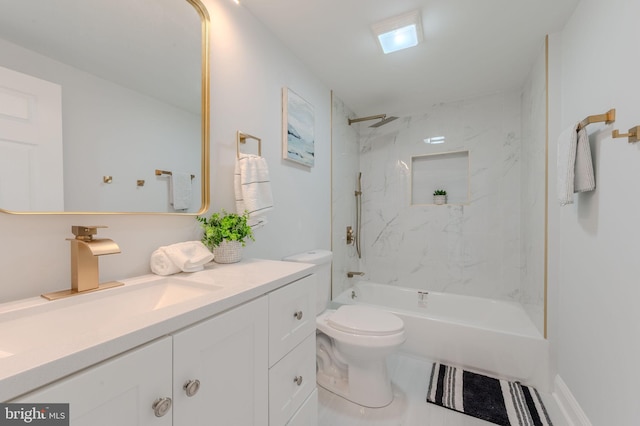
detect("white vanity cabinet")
[172,296,268,426]
[13,337,174,426]
[12,297,269,425]
[6,265,319,426]
[267,275,317,426]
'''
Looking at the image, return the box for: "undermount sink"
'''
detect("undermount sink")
[0,277,221,358]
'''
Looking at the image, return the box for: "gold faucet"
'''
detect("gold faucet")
[42,226,123,300]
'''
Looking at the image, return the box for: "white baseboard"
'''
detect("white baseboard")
[553,375,592,426]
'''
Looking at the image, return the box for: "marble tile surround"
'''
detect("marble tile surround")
[332,84,547,334]
[356,91,523,301]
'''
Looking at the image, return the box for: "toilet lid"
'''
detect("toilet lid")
[328,305,403,336]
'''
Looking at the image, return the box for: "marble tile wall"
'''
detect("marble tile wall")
[356,91,524,301]
[330,96,360,298]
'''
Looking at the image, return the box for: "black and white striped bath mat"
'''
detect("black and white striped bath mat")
[426,363,553,426]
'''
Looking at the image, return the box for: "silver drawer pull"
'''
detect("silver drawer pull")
[152,397,172,417]
[293,375,303,386]
[293,311,303,320]
[183,379,201,397]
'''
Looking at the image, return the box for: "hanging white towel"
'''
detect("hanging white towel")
[234,154,274,229]
[557,124,595,205]
[170,172,192,210]
[574,127,596,193]
[150,241,214,275]
[557,124,578,205]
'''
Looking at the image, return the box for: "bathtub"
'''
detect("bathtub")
[332,282,549,390]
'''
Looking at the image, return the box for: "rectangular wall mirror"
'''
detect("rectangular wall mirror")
[0,0,210,214]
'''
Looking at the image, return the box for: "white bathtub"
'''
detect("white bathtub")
[332,282,549,390]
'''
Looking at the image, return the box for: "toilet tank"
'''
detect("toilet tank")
[283,250,332,316]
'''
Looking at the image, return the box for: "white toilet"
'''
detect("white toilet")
[284,250,406,408]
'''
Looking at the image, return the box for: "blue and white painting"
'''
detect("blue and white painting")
[283,87,314,167]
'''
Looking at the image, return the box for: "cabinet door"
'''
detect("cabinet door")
[13,337,173,426]
[268,275,316,367]
[287,389,318,426]
[173,297,269,426]
[268,334,316,426]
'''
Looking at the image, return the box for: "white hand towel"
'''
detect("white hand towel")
[557,124,596,206]
[234,154,274,229]
[170,173,192,210]
[150,249,182,276]
[557,124,579,205]
[161,241,214,272]
[574,127,596,193]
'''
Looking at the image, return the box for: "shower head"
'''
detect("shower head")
[348,114,399,128]
[369,116,398,128]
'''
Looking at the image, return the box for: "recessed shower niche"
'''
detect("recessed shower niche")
[411,150,469,205]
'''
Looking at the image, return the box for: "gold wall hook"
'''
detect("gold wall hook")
[103,176,113,184]
[612,126,640,143]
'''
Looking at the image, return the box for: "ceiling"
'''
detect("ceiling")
[240,0,579,117]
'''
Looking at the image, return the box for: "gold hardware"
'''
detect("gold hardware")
[612,126,640,143]
[237,131,262,158]
[348,114,386,125]
[137,180,145,187]
[42,226,123,300]
[577,109,616,131]
[346,226,355,245]
[103,176,113,184]
[155,169,195,179]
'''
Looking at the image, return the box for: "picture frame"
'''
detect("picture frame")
[282,87,315,167]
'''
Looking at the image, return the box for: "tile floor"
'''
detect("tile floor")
[318,352,567,426]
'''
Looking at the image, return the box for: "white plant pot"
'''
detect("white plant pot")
[213,240,243,264]
[433,195,447,205]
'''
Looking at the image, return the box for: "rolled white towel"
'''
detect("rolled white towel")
[150,249,182,276]
[161,241,213,272]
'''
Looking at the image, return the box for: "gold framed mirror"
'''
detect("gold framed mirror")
[0,0,210,214]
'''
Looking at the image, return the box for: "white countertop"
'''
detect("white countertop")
[0,259,315,401]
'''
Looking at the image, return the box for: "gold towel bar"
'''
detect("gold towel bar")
[612,126,640,143]
[155,169,195,179]
[237,131,262,158]
[577,109,616,131]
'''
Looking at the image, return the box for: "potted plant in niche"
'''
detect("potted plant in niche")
[197,210,254,263]
[433,189,447,205]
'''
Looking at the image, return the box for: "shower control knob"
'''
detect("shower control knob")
[293,311,303,320]
[152,397,172,417]
[183,379,201,397]
[293,375,303,386]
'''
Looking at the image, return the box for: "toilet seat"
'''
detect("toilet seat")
[328,305,404,336]
[316,308,406,349]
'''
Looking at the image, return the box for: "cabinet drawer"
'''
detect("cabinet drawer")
[268,275,316,366]
[286,389,318,426]
[268,334,316,426]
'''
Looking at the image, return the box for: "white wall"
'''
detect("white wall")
[548,0,640,424]
[0,0,331,303]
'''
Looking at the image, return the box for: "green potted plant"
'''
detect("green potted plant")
[197,209,254,263]
[433,189,447,205]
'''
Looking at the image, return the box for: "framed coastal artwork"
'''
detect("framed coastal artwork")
[282,87,315,167]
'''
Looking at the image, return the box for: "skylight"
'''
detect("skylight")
[372,10,423,54]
